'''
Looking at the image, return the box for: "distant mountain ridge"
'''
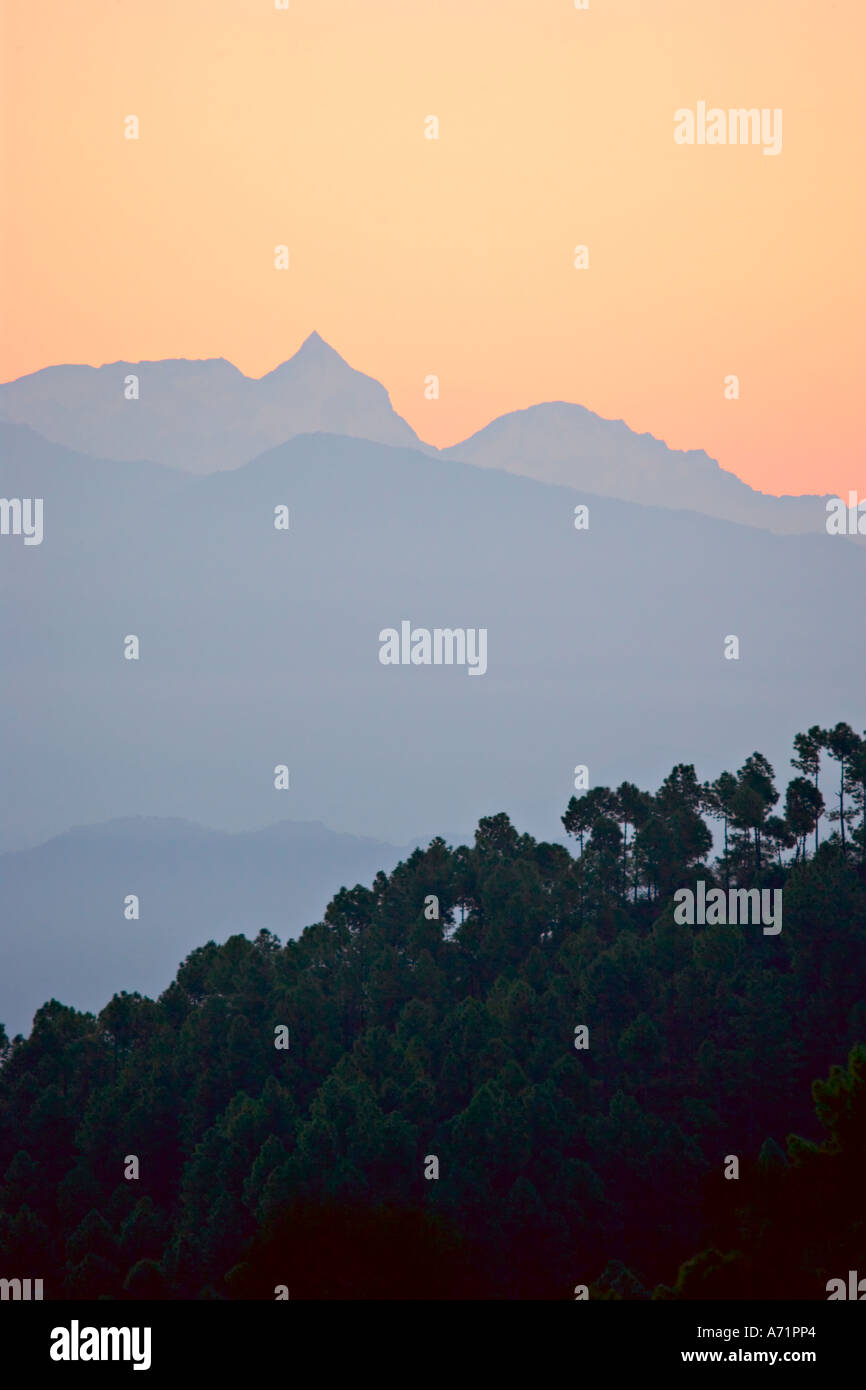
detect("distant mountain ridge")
[0,333,850,536]
[2,425,864,1029]
[0,332,425,474]
[0,815,416,1036]
[2,423,863,859]
[443,402,838,536]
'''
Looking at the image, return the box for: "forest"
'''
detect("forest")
[1,721,864,1299]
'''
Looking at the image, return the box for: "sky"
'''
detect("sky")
[1,0,864,496]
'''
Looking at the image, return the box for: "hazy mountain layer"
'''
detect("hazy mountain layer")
[0,817,413,1036]
[0,333,423,473]
[2,425,863,859]
[445,403,837,535]
[1,335,851,535]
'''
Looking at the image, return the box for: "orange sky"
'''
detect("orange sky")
[1,0,864,496]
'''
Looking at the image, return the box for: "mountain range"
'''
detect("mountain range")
[445,403,841,535]
[2,336,863,1034]
[0,333,852,535]
[0,816,431,1038]
[2,419,863,852]
[0,333,423,475]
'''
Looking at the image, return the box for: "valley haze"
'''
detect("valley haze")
[1,336,862,1037]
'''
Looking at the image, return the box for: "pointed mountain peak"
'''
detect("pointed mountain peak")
[300,329,328,349]
[257,331,352,384]
[293,330,346,365]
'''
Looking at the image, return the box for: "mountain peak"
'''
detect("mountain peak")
[254,330,352,386]
[292,330,346,366]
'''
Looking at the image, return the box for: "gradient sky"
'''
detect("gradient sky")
[1,0,864,496]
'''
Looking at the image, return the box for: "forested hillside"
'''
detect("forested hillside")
[1,723,864,1299]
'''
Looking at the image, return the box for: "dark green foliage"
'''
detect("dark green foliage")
[666,1044,866,1299]
[1,726,865,1299]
